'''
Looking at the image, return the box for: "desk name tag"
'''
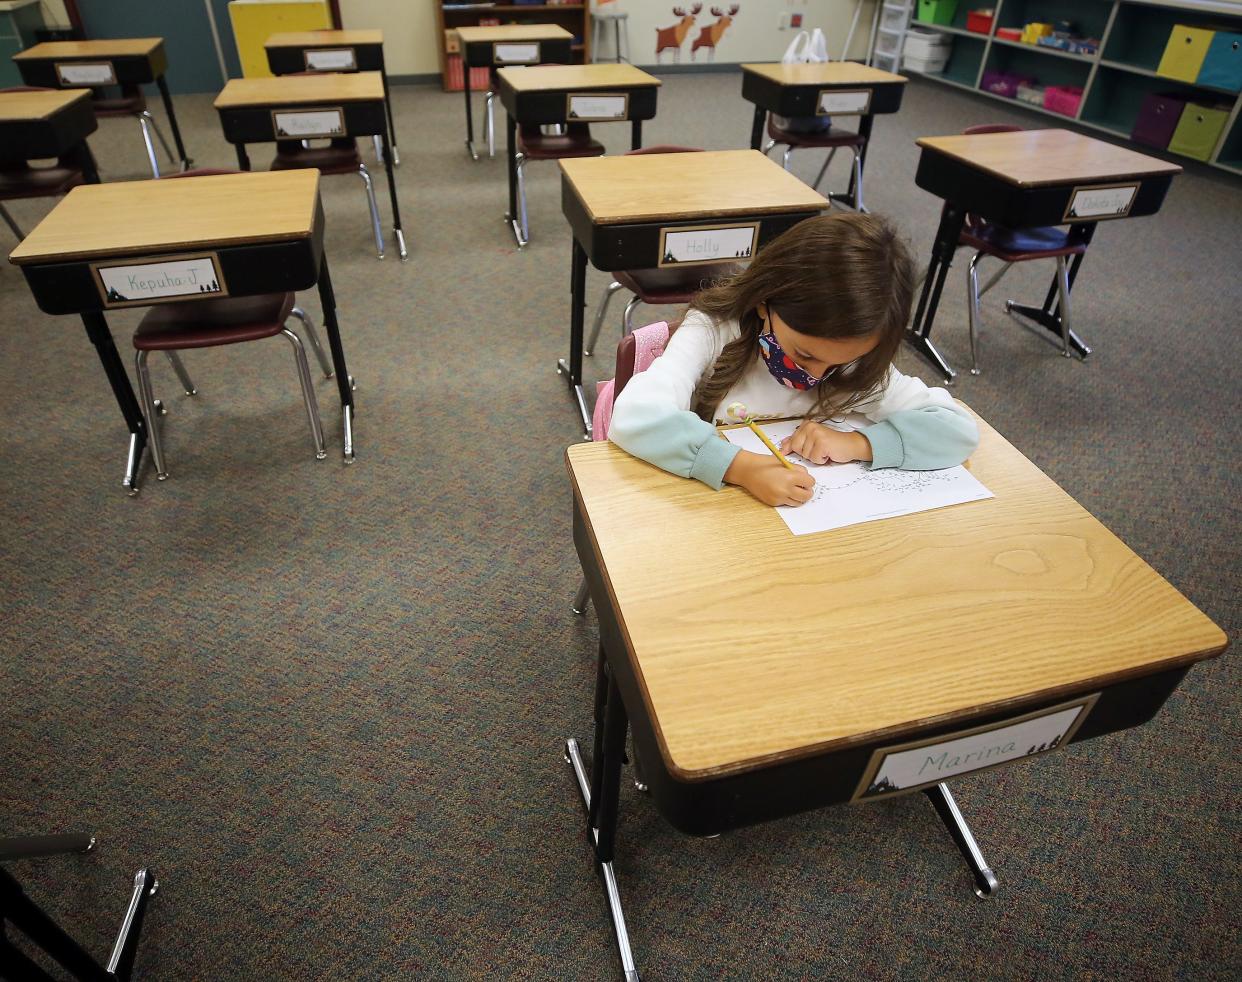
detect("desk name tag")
[658,222,759,268]
[56,61,116,86]
[304,48,357,71]
[1064,183,1138,221]
[817,88,872,115]
[851,693,1099,802]
[494,42,540,64]
[272,108,346,139]
[567,93,629,121]
[93,253,228,308]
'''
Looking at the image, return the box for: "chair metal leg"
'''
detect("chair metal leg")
[925,782,998,899]
[978,260,1013,299]
[146,112,177,166]
[372,134,384,165]
[289,305,334,378]
[358,164,385,260]
[485,91,496,159]
[586,280,625,356]
[851,147,867,213]
[137,112,161,178]
[282,328,327,460]
[811,148,837,192]
[0,203,24,240]
[163,351,196,395]
[782,146,792,170]
[515,155,531,246]
[572,578,591,615]
[1054,255,1073,358]
[761,138,775,156]
[622,295,642,337]
[967,251,984,376]
[133,350,169,480]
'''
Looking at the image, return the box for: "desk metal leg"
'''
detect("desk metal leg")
[81,312,147,495]
[315,255,356,463]
[630,119,642,152]
[380,132,408,261]
[749,105,765,150]
[380,68,400,166]
[1004,223,1094,360]
[925,782,998,899]
[905,202,966,384]
[837,113,873,213]
[155,76,191,171]
[505,111,524,248]
[234,143,250,172]
[77,141,101,184]
[464,66,477,161]
[557,239,592,438]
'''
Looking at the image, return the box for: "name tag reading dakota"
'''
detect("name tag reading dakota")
[817,88,871,115]
[567,93,628,121]
[56,61,116,86]
[851,693,1099,802]
[272,107,345,138]
[494,42,540,64]
[658,223,758,267]
[1065,183,1138,221]
[93,253,227,308]
[305,48,357,71]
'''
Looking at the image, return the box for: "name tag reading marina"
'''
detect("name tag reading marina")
[94,254,227,307]
[1065,183,1138,220]
[494,42,540,64]
[852,694,1099,801]
[305,48,357,71]
[272,108,345,138]
[658,223,758,267]
[56,61,116,86]
[817,88,871,115]
[567,94,628,121]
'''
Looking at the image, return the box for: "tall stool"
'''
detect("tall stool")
[591,1,631,63]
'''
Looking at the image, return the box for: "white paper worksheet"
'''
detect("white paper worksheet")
[723,420,993,536]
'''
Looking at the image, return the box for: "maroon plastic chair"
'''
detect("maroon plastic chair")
[128,168,335,482]
[762,114,869,211]
[88,83,176,178]
[956,124,1089,374]
[585,146,711,357]
[0,86,97,240]
[512,120,605,246]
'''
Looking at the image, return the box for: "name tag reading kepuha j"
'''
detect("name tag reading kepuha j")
[851,693,1099,801]
[93,254,227,308]
[658,223,759,267]
[305,48,357,71]
[56,61,116,86]
[272,108,346,139]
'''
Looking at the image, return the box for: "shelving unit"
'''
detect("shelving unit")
[435,2,591,91]
[901,0,1242,175]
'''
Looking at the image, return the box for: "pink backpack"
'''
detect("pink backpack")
[591,321,670,441]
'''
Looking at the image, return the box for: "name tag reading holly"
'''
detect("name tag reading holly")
[56,61,116,86]
[658,223,758,267]
[852,693,1099,801]
[305,48,357,71]
[94,254,227,307]
[567,94,628,121]
[494,42,540,64]
[817,88,871,115]
[1065,183,1138,220]
[272,108,345,138]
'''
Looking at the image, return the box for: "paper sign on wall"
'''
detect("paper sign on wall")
[494,42,540,64]
[305,48,357,71]
[658,223,758,267]
[567,93,628,121]
[1064,183,1138,220]
[817,88,871,115]
[56,61,117,86]
[93,253,227,308]
[272,108,345,138]
[852,693,1099,801]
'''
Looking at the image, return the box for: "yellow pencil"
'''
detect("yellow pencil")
[747,420,794,470]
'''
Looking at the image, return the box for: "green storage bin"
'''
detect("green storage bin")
[1167,102,1230,161]
[918,0,959,27]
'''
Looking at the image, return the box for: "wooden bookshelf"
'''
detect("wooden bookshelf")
[435,1,591,91]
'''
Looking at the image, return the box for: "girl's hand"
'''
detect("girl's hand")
[725,450,816,507]
[780,420,873,465]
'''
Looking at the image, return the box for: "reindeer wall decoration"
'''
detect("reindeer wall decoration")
[655,4,703,63]
[691,5,741,62]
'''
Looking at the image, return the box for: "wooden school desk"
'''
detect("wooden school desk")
[908,128,1181,383]
[565,410,1226,979]
[0,88,99,187]
[558,149,829,435]
[741,61,907,211]
[263,30,400,167]
[7,170,358,493]
[456,24,573,161]
[213,72,407,261]
[13,38,191,172]
[497,63,660,247]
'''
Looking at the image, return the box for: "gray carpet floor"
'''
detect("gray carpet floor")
[1,72,1238,981]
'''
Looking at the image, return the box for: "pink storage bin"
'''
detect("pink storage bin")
[1043,85,1083,117]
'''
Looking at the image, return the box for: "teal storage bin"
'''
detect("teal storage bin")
[1197,32,1242,92]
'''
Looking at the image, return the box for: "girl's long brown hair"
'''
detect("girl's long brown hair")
[681,212,916,421]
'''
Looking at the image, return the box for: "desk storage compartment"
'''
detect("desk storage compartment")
[1167,101,1230,161]
[917,0,958,26]
[1043,84,1083,117]
[966,9,994,35]
[1196,32,1242,92]
[1157,25,1214,83]
[1130,91,1188,149]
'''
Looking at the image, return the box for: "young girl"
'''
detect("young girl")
[609,213,979,507]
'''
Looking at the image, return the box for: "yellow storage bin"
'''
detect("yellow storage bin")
[228,0,331,78]
[1167,102,1230,161]
[1157,25,1215,83]
[1021,23,1052,44]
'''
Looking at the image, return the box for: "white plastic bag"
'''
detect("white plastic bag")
[781,30,811,64]
[775,27,832,131]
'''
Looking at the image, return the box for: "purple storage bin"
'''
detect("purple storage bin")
[981,71,1034,98]
[1131,91,1188,149]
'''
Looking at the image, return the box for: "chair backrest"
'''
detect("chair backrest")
[162,168,242,179]
[625,145,704,156]
[591,321,670,441]
[962,123,1023,136]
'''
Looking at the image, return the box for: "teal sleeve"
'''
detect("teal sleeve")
[609,399,741,490]
[861,406,980,470]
